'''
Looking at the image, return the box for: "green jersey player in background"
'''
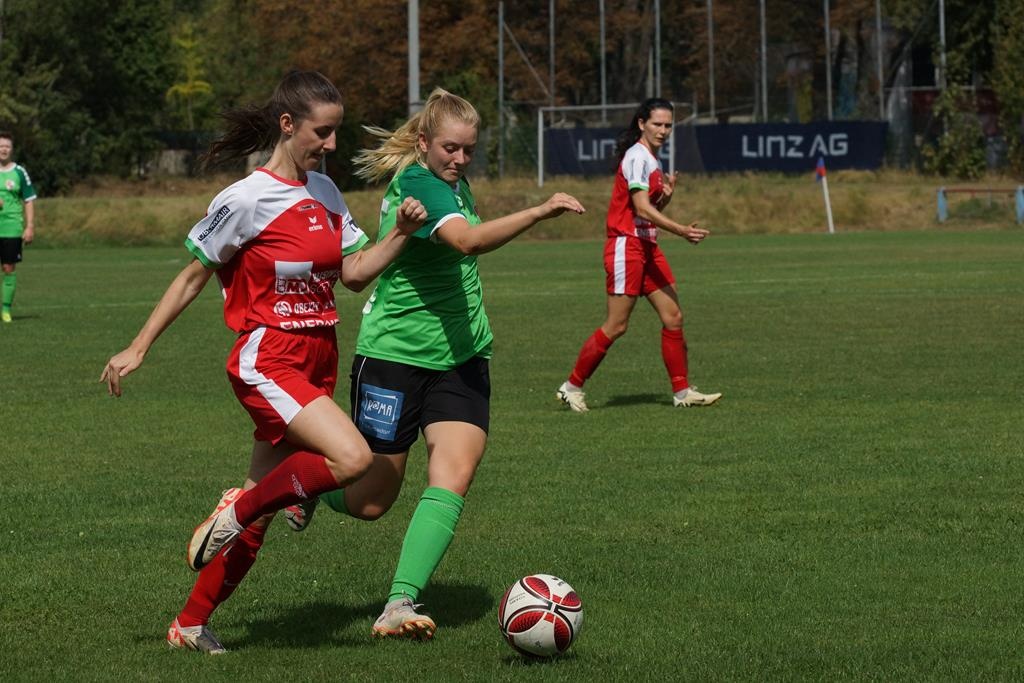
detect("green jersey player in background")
[283,87,585,639]
[0,132,37,323]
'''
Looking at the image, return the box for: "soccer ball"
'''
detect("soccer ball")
[498,574,583,657]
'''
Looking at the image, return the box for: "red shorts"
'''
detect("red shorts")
[226,326,338,444]
[604,235,675,296]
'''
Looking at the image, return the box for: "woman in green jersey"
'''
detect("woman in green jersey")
[285,88,585,639]
[0,132,37,323]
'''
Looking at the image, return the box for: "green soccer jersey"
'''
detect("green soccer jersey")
[356,164,493,370]
[0,164,36,238]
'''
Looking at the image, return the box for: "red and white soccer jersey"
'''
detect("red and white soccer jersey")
[186,168,368,333]
[605,142,665,243]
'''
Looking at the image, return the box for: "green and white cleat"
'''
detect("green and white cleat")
[187,488,244,571]
[166,618,227,654]
[672,386,722,407]
[372,597,436,640]
[556,382,589,413]
[283,497,318,532]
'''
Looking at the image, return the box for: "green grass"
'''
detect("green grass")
[1,230,1022,680]
[34,171,1024,246]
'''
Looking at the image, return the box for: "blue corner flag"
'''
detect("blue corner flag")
[815,157,827,182]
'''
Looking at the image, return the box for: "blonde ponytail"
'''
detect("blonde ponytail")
[353,87,480,183]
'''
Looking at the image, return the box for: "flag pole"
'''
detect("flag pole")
[817,157,835,234]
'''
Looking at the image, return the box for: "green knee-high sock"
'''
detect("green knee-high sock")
[388,486,465,603]
[2,273,15,310]
[320,488,349,514]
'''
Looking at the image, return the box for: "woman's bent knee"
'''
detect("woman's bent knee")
[326,442,373,482]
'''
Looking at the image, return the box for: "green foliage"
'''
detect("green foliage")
[992,0,1024,176]
[166,21,213,131]
[0,0,175,193]
[920,87,987,179]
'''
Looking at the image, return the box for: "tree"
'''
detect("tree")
[991,0,1024,175]
[166,20,212,131]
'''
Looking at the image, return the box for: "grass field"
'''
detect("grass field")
[36,171,1024,246]
[1,229,1022,680]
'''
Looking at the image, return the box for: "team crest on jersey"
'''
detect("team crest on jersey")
[5,179,13,191]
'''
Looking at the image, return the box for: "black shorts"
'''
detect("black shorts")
[350,354,491,454]
[0,238,22,265]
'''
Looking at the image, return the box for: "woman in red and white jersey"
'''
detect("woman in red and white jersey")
[557,98,722,411]
[100,70,426,654]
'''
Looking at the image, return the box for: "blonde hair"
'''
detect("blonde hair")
[353,87,480,183]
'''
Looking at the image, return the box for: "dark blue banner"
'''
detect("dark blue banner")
[544,121,888,176]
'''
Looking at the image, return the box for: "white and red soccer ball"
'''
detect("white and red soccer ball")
[498,574,583,657]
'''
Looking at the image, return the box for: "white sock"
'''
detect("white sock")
[673,388,690,400]
[564,380,583,392]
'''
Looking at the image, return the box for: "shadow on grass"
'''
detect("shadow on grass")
[601,393,662,408]
[499,651,581,665]
[229,582,492,649]
[419,582,492,629]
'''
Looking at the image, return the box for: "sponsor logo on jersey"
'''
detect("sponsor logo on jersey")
[292,301,321,314]
[274,261,338,304]
[280,318,337,330]
[273,301,292,317]
[308,215,323,232]
[197,205,232,242]
[298,203,318,212]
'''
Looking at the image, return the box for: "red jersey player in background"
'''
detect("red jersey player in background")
[100,70,426,654]
[556,98,722,412]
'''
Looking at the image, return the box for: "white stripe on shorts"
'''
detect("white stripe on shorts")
[613,236,627,294]
[238,326,303,425]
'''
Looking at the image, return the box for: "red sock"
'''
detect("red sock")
[661,327,689,392]
[569,328,614,387]
[233,451,338,527]
[177,522,268,627]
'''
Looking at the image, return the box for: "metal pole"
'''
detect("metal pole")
[938,0,947,89]
[549,0,555,124]
[824,0,832,120]
[876,0,884,119]
[654,0,662,97]
[600,0,607,124]
[498,1,505,177]
[408,0,420,114]
[537,108,544,187]
[707,0,715,119]
[760,0,767,121]
[668,108,675,177]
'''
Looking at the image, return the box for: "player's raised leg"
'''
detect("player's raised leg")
[188,396,372,570]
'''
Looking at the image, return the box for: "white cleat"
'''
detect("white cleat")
[187,488,245,571]
[166,618,227,654]
[673,386,723,407]
[283,497,318,532]
[372,597,436,640]
[556,381,589,413]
